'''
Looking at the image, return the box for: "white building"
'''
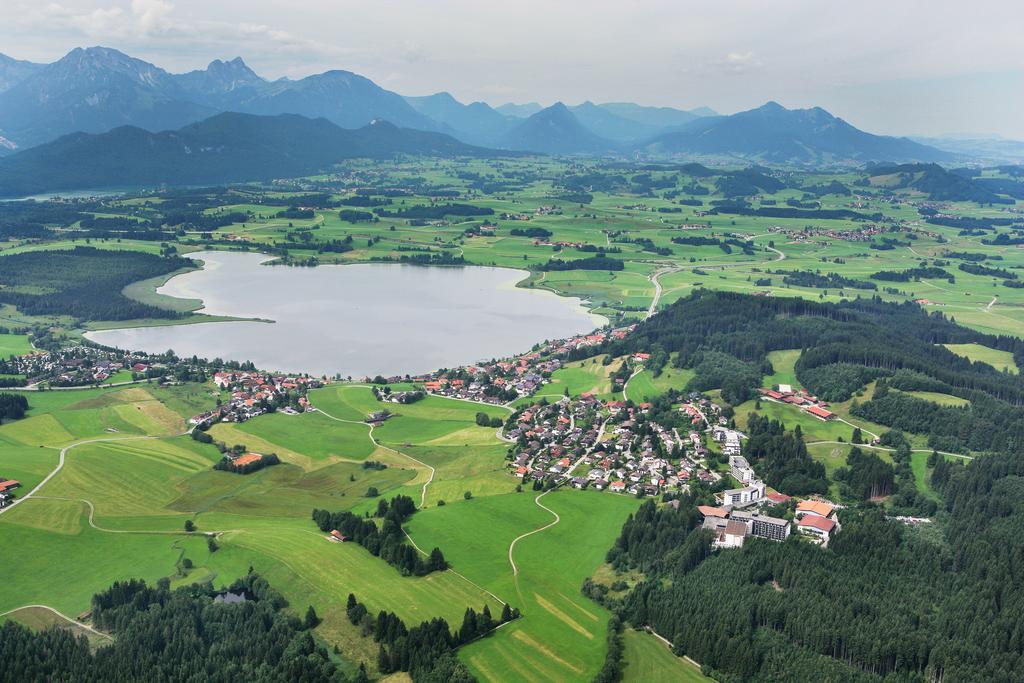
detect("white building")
[722,479,766,508]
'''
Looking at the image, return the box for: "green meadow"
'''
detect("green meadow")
[622,629,712,683]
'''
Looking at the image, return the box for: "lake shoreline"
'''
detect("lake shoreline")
[86,251,606,377]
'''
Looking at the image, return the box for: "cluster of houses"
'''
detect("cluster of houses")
[189,371,324,427]
[413,327,634,405]
[2,346,162,387]
[765,223,889,244]
[758,384,836,421]
[0,478,21,508]
[505,393,724,498]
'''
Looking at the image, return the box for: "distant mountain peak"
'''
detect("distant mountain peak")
[500,102,614,154]
[643,102,952,164]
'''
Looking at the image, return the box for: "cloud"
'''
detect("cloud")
[708,51,762,75]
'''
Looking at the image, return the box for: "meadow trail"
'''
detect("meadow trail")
[28,496,237,537]
[810,441,973,460]
[312,406,436,509]
[508,489,561,602]
[0,605,112,641]
[0,432,188,518]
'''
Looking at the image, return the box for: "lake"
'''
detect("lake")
[86,251,605,377]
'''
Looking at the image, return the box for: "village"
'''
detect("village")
[500,379,843,548]
[0,345,175,387]
[188,370,325,427]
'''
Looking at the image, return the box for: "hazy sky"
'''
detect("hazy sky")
[3,0,1022,138]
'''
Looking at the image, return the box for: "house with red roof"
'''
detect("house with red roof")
[798,514,839,544]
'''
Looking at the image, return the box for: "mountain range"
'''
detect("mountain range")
[0,112,493,197]
[0,46,967,168]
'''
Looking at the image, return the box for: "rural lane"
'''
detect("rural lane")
[0,432,187,518]
[313,407,437,509]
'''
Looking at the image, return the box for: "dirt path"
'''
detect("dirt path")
[810,440,973,460]
[0,432,187,518]
[621,366,642,403]
[508,490,561,601]
[313,407,436,509]
[0,605,112,640]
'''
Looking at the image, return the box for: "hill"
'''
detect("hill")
[234,69,437,131]
[862,162,1015,203]
[174,57,267,107]
[495,102,544,118]
[0,112,495,197]
[0,48,437,149]
[499,102,617,154]
[642,101,952,164]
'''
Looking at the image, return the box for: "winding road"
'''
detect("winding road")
[313,407,436,509]
[0,432,187,518]
[643,242,786,320]
[508,490,561,600]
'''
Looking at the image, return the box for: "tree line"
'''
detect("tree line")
[345,592,519,682]
[0,573,345,682]
[312,495,449,576]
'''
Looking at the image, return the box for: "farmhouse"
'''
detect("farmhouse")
[804,404,836,420]
[0,479,21,507]
[231,453,264,469]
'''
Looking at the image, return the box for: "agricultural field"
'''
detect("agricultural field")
[0,332,32,357]
[943,342,1019,374]
[622,629,712,683]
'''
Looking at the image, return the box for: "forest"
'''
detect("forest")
[0,247,194,321]
[0,573,346,682]
[596,290,1024,413]
[345,593,518,682]
[600,441,1024,682]
[0,393,29,421]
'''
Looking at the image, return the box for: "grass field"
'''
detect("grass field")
[764,349,801,388]
[407,490,641,682]
[625,366,694,402]
[943,343,1019,374]
[622,629,712,683]
[527,355,625,402]
[903,390,971,407]
[0,332,32,357]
